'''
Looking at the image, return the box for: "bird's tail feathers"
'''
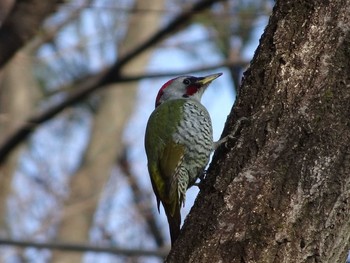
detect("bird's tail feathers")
[164,201,181,245]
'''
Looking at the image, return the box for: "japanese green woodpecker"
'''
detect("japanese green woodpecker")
[144,73,222,245]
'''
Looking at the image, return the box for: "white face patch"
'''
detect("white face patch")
[157,76,206,105]
[156,73,221,106]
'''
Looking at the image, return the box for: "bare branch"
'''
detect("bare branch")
[98,0,227,86]
[0,238,169,258]
[45,59,247,97]
[114,60,248,82]
[27,0,93,52]
[0,0,62,69]
[0,0,227,164]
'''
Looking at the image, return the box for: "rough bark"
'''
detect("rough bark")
[51,0,164,262]
[166,1,350,262]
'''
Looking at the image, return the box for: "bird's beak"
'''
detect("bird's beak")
[196,73,222,86]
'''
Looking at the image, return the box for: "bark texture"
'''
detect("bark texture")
[166,1,350,262]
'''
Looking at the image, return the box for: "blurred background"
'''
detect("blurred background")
[0,0,272,262]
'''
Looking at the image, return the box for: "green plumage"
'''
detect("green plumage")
[145,99,186,244]
[145,73,220,245]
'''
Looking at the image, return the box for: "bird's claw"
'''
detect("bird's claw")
[214,116,250,150]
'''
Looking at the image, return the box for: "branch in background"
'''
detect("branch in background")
[114,59,248,82]
[0,59,246,160]
[45,59,248,97]
[0,239,168,258]
[0,59,246,141]
[27,0,93,52]
[0,0,227,164]
[119,147,166,247]
[0,0,62,69]
[98,0,227,86]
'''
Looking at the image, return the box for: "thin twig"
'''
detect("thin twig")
[27,0,93,52]
[0,238,169,257]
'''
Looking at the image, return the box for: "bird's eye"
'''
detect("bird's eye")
[183,78,191,85]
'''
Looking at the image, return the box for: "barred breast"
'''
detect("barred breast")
[172,100,213,188]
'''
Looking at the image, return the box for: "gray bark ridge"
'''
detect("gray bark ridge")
[166,1,350,262]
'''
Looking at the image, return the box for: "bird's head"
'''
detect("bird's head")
[155,73,222,107]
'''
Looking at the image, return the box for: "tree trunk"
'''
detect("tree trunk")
[166,1,350,262]
[51,0,164,262]
[0,50,40,236]
[0,50,40,262]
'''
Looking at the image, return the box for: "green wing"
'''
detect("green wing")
[144,99,186,216]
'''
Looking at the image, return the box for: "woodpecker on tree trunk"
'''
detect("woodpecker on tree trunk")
[144,73,222,245]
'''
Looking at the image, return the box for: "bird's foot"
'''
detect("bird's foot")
[214,117,250,150]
